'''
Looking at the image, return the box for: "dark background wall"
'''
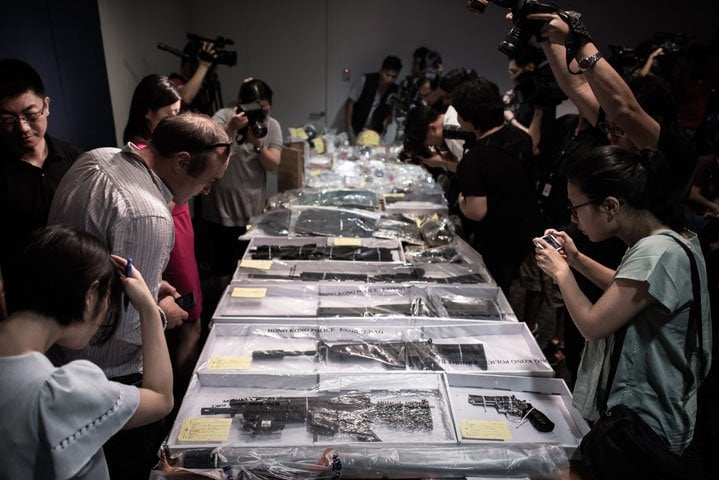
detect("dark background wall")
[2,0,717,148]
[0,0,115,150]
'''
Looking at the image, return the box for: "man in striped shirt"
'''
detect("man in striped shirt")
[47,112,230,479]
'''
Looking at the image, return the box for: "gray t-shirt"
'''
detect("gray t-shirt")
[202,108,283,227]
[573,230,712,453]
[0,352,139,479]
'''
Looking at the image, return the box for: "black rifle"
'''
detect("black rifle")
[200,394,433,441]
[467,394,554,432]
[252,339,487,370]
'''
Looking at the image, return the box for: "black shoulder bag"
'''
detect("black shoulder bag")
[579,236,704,480]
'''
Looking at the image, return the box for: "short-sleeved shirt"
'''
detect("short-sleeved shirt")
[0,352,139,479]
[573,230,712,453]
[456,124,539,258]
[202,108,283,227]
[0,135,81,274]
[443,105,465,161]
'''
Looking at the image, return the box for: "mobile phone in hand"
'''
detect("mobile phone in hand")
[533,234,563,250]
[175,291,197,310]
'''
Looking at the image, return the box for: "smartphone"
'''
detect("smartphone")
[175,291,197,310]
[533,234,563,250]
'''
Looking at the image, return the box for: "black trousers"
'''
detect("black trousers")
[103,373,167,480]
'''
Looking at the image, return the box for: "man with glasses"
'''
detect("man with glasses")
[0,59,82,282]
[48,113,230,480]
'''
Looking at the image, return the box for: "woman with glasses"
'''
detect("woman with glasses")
[0,225,173,479]
[534,145,711,460]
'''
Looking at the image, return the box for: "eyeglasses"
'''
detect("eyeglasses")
[597,120,624,138]
[0,103,46,127]
[567,200,596,219]
[188,141,232,153]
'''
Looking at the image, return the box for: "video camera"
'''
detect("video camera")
[466,0,559,57]
[608,32,689,76]
[235,102,268,144]
[186,33,237,67]
[157,33,237,67]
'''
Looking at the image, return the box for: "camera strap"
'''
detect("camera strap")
[561,10,595,75]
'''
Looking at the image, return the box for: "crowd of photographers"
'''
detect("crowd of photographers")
[393,3,718,372]
[388,2,718,477]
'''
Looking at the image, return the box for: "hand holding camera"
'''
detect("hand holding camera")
[234,102,268,145]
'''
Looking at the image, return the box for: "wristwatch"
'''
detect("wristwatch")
[157,306,168,330]
[578,51,602,72]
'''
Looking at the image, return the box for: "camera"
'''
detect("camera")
[533,233,562,250]
[499,0,559,57]
[465,0,558,57]
[235,102,268,144]
[443,125,477,148]
[609,32,688,76]
[466,0,513,14]
[186,32,237,67]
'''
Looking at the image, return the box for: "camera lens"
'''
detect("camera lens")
[498,25,529,57]
[251,122,268,139]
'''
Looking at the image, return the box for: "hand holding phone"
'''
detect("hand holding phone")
[175,291,197,311]
[533,234,563,250]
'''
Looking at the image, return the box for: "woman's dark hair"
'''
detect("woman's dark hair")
[3,225,121,345]
[567,145,683,230]
[123,74,181,144]
[452,78,504,132]
[238,79,273,105]
[403,103,440,157]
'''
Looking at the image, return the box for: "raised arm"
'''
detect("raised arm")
[179,42,216,106]
[112,256,173,429]
[529,12,660,148]
[533,235,653,340]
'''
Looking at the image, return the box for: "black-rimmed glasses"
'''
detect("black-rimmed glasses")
[0,103,46,127]
[189,141,233,153]
[568,200,596,219]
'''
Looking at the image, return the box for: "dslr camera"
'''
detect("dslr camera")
[466,0,559,57]
[235,102,268,144]
[186,33,237,67]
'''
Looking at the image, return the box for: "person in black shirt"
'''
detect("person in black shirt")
[345,56,402,142]
[0,59,81,281]
[453,78,541,295]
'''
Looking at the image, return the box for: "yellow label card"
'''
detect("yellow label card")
[231,287,268,298]
[383,193,405,198]
[207,355,252,370]
[239,259,272,270]
[312,138,325,154]
[333,237,362,246]
[460,419,512,441]
[178,418,232,442]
